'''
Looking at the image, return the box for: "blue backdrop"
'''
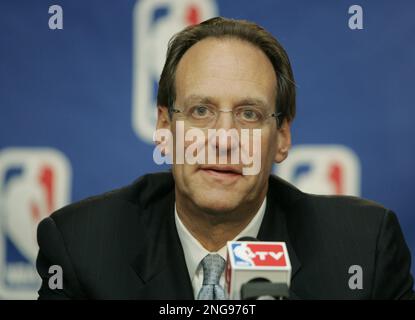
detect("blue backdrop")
[0,0,414,299]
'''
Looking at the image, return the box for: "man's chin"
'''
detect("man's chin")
[191,191,243,214]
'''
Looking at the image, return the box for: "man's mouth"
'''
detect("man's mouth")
[199,165,243,180]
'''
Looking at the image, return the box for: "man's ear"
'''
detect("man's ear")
[156,106,171,130]
[154,106,172,156]
[274,119,291,163]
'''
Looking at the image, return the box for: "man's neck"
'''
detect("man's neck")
[175,191,266,252]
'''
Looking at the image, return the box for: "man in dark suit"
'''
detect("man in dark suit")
[36,17,414,299]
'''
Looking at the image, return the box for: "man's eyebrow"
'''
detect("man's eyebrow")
[183,95,269,108]
[183,95,216,105]
[237,98,268,108]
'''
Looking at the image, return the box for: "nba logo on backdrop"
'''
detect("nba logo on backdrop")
[275,145,361,196]
[0,148,71,299]
[132,0,218,144]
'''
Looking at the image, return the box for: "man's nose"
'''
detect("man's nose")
[208,110,240,154]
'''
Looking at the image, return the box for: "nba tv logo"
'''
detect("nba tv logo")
[0,148,71,299]
[232,242,288,268]
[275,145,361,196]
[132,0,218,144]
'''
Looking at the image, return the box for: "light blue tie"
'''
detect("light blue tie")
[197,254,226,300]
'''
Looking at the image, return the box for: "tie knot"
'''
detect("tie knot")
[200,254,226,285]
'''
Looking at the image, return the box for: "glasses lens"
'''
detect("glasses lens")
[183,105,215,128]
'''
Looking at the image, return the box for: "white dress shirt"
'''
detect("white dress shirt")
[174,198,267,298]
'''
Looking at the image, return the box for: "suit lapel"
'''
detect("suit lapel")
[129,188,194,299]
[257,176,303,297]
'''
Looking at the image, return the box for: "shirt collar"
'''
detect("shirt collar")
[175,197,267,282]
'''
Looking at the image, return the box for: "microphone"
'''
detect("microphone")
[224,237,291,300]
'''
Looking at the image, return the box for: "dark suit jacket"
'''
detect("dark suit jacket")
[36,172,415,299]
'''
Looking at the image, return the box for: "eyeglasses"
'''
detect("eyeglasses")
[170,105,281,129]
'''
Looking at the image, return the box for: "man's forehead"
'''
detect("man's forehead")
[174,38,277,105]
[176,37,272,72]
